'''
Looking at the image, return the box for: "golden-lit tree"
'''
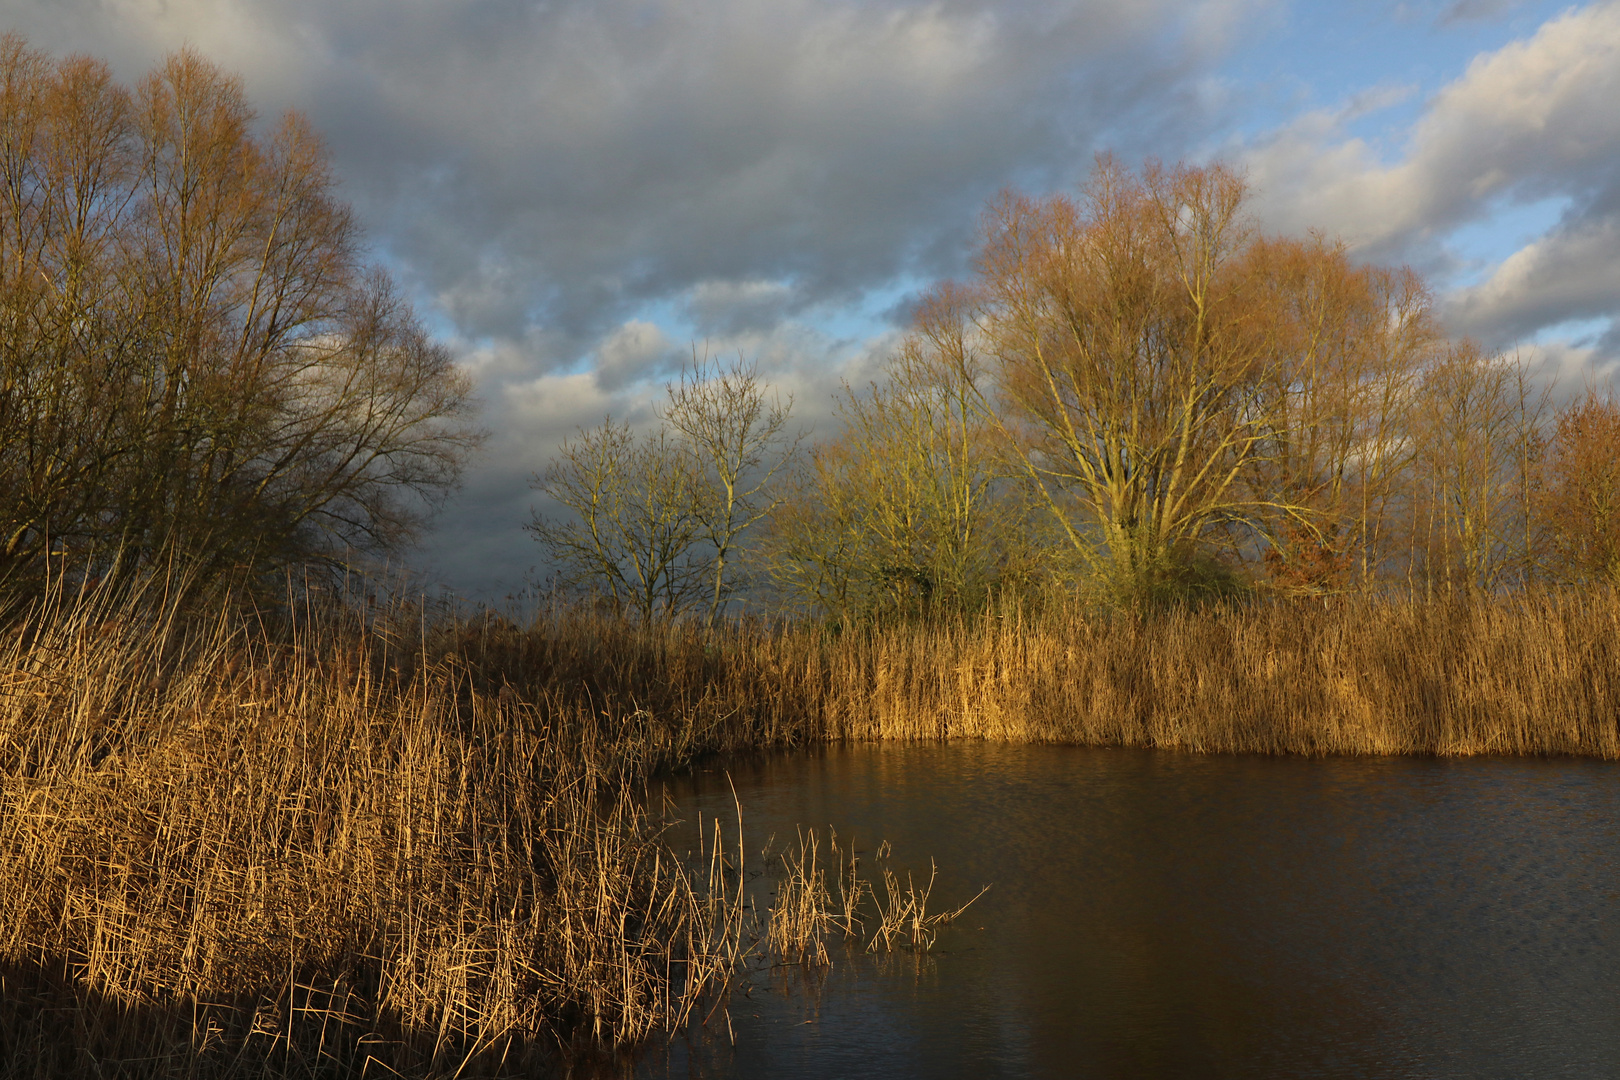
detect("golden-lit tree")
[1539,389,1620,586]
[1242,235,1440,593]
[0,37,480,585]
[978,159,1317,599]
[759,285,1039,620]
[1407,346,1548,593]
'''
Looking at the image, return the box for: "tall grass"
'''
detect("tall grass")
[804,591,1620,755]
[3,578,1617,1076]
[461,589,1620,757]
[0,578,757,1078]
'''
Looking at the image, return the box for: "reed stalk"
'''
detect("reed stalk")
[4,577,1617,1075]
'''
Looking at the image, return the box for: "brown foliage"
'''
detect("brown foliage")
[0,37,480,586]
[963,158,1450,600]
[1540,391,1620,585]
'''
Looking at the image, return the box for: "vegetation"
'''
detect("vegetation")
[4,577,1618,1074]
[2,33,1618,1080]
[530,160,1617,617]
[0,37,480,592]
[528,356,797,624]
[0,574,1014,1078]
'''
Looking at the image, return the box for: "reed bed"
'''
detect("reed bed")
[3,580,1617,1076]
[461,588,1620,757]
[806,590,1620,755]
[0,582,761,1078]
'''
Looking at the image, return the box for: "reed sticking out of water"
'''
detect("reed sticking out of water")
[766,829,987,963]
[867,860,990,954]
[767,829,833,966]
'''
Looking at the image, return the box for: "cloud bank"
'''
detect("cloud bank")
[1,0,1616,598]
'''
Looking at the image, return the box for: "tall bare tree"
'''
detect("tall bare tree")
[529,357,797,623]
[1241,236,1439,593]
[0,37,481,586]
[661,354,798,625]
[1538,388,1620,586]
[1407,345,1548,594]
[759,285,1040,620]
[980,159,1305,599]
[527,419,708,622]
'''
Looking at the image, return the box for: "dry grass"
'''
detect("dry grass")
[468,588,1620,756]
[804,590,1620,755]
[865,859,988,955]
[763,830,985,965]
[3,578,1617,1076]
[0,580,760,1078]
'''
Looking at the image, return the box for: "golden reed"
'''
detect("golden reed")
[2,579,1616,1076]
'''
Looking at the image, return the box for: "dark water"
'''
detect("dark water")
[640,744,1620,1079]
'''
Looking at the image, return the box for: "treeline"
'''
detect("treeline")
[0,36,480,599]
[533,159,1619,620]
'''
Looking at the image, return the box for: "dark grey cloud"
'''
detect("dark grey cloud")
[298,0,1253,360]
[0,0,1274,597]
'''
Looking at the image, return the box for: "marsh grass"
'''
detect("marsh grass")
[815,590,1620,754]
[0,577,762,1078]
[866,860,989,955]
[3,576,1618,1076]
[761,828,984,968]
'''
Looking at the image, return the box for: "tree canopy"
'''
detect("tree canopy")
[0,37,481,588]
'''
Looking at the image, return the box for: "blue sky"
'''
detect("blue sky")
[2,0,1616,599]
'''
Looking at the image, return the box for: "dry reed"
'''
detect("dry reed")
[0,578,756,1078]
[491,590,1618,756]
[762,829,984,965]
[4,578,1617,1076]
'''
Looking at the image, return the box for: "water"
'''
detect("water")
[641,744,1620,1079]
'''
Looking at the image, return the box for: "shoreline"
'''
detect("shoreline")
[2,585,1616,1077]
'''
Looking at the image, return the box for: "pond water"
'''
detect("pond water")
[640,744,1620,1079]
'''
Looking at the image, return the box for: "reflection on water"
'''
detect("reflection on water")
[641,744,1620,1079]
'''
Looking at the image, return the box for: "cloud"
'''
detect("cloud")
[1239,1,1620,356]
[685,279,797,338]
[592,320,679,391]
[1447,211,1620,343]
[3,0,1265,352]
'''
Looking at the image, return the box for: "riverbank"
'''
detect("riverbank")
[2,584,1616,1077]
[468,587,1620,757]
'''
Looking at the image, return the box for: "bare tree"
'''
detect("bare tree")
[1241,236,1439,593]
[529,357,797,624]
[759,286,1040,620]
[527,419,708,622]
[0,37,481,586]
[1407,345,1548,594]
[980,159,1304,600]
[661,354,798,625]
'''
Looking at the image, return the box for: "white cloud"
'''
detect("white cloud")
[592,320,677,391]
[1240,1,1620,359]
[1245,1,1620,244]
[1447,213,1620,341]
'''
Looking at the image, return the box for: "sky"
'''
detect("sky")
[3,0,1617,601]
